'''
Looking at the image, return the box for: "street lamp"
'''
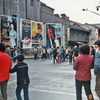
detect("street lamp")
[82,8,100,16]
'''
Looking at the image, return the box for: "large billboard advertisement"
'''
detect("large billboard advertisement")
[1,15,17,48]
[46,23,61,47]
[21,19,31,48]
[31,21,43,47]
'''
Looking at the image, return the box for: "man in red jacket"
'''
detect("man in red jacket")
[0,43,12,100]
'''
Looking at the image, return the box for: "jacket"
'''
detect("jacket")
[10,62,30,85]
[94,50,100,76]
[52,48,57,56]
[73,54,94,81]
[0,51,12,82]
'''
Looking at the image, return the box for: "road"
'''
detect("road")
[8,59,98,100]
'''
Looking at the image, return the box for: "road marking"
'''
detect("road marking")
[31,88,98,99]
[8,80,16,85]
[31,88,67,94]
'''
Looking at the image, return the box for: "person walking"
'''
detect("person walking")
[65,46,69,61]
[57,47,61,63]
[94,40,100,99]
[34,47,38,60]
[68,47,73,64]
[0,43,12,100]
[10,55,30,100]
[52,46,57,63]
[73,44,94,100]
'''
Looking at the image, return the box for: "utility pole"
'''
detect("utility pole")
[17,0,20,47]
[3,0,5,15]
[25,0,27,19]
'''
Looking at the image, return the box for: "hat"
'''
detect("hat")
[75,46,77,48]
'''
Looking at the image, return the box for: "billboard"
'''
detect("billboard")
[46,23,61,47]
[1,15,17,48]
[31,21,43,47]
[95,28,98,40]
[21,19,31,48]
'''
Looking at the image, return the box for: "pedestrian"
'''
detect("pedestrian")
[52,46,57,63]
[34,47,38,60]
[57,47,61,63]
[13,49,18,62]
[90,46,95,61]
[10,55,30,100]
[73,44,94,100]
[0,43,12,100]
[94,40,100,99]
[47,47,50,59]
[65,46,69,61]
[73,46,79,64]
[49,47,52,59]
[68,47,73,64]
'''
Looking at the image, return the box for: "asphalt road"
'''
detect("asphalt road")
[8,59,98,100]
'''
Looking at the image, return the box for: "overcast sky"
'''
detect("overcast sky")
[41,0,100,24]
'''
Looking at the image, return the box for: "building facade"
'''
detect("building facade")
[0,0,90,48]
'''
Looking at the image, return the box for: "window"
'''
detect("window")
[30,0,34,6]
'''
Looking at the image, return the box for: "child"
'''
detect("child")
[10,55,30,100]
[13,49,18,62]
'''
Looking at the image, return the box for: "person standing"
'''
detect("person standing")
[73,46,79,64]
[94,40,100,99]
[10,55,30,100]
[90,46,95,61]
[0,43,12,100]
[73,44,94,100]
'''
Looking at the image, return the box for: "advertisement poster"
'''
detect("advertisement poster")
[46,23,61,47]
[21,19,31,48]
[1,15,17,48]
[31,21,43,47]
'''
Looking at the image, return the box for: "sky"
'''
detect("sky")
[41,0,100,24]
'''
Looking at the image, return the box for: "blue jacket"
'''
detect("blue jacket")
[94,50,100,76]
[10,62,30,85]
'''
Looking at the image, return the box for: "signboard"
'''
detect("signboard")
[95,28,98,40]
[21,19,31,48]
[1,15,17,48]
[31,21,43,47]
[46,23,61,47]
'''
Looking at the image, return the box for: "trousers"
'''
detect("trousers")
[95,76,100,99]
[0,80,8,100]
[16,84,29,100]
[76,79,94,100]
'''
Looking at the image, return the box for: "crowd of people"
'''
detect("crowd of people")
[1,41,100,100]
[5,44,79,64]
[33,45,79,65]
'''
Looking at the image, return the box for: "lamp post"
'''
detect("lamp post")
[82,8,100,45]
[82,8,100,16]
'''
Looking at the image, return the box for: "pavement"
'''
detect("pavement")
[7,59,99,100]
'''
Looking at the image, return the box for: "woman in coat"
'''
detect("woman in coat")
[73,44,94,100]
